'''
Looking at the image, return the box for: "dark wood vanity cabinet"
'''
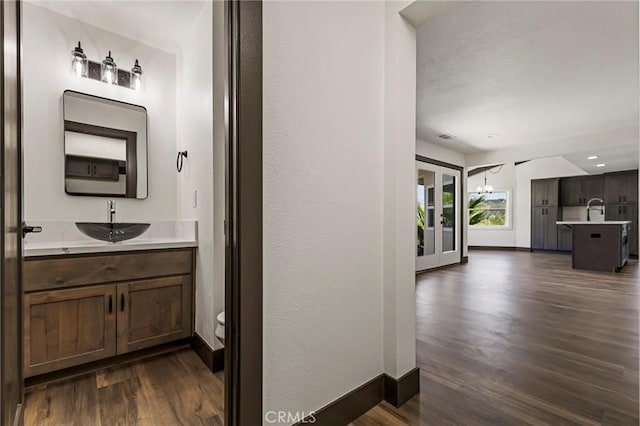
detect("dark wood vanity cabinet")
[23,248,195,377]
[560,175,604,206]
[116,275,192,354]
[24,285,117,377]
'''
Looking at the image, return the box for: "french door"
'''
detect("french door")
[416,160,462,272]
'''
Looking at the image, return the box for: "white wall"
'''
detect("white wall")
[468,163,516,247]
[264,0,387,418]
[416,139,468,257]
[176,2,223,350]
[383,0,418,381]
[23,2,177,222]
[515,157,586,248]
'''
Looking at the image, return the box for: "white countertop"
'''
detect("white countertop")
[24,221,197,257]
[556,221,632,225]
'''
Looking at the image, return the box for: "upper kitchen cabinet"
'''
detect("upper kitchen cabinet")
[560,175,604,206]
[604,170,638,205]
[531,178,559,207]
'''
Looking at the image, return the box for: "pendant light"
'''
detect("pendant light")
[476,171,494,194]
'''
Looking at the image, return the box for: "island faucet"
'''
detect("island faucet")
[586,197,604,222]
[108,200,116,224]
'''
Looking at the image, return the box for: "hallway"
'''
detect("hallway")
[355,251,639,424]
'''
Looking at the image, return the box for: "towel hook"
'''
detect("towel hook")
[176,150,188,172]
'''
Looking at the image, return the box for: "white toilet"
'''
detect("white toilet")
[215,311,225,344]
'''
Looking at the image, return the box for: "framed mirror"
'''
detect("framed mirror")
[63,90,148,198]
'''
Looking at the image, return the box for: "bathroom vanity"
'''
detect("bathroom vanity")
[22,222,197,378]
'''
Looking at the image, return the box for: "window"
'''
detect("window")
[468,190,510,227]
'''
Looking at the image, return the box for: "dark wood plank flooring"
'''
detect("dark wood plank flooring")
[354,251,639,425]
[24,349,223,425]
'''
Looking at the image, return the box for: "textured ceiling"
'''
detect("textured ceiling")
[29,0,207,53]
[416,1,639,154]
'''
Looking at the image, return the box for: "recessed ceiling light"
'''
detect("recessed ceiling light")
[596,163,605,167]
[487,134,498,138]
[587,155,598,160]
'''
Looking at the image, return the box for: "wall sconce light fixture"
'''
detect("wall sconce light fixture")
[101,51,117,85]
[70,42,88,77]
[131,59,143,91]
[70,42,144,91]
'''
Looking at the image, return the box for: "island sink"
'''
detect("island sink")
[76,222,150,243]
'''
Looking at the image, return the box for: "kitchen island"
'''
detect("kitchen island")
[556,221,631,272]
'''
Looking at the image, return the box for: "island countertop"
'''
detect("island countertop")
[556,221,632,225]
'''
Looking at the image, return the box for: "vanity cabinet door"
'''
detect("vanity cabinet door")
[24,285,117,377]
[116,275,192,354]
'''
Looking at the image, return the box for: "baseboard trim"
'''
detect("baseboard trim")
[192,332,224,373]
[298,374,384,426]
[297,369,420,425]
[384,367,420,408]
[469,246,532,252]
[461,255,469,263]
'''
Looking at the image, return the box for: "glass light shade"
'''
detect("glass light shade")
[130,59,143,91]
[101,51,118,85]
[70,42,87,77]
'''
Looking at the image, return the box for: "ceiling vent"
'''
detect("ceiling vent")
[438,134,455,140]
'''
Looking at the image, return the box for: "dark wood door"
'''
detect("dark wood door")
[531,207,546,250]
[1,1,23,424]
[23,286,117,377]
[116,275,192,354]
[544,207,558,250]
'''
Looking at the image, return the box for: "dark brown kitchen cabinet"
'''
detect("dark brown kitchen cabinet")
[531,178,559,207]
[559,175,604,206]
[606,203,638,256]
[557,227,572,252]
[604,171,638,205]
[65,155,120,181]
[531,206,558,250]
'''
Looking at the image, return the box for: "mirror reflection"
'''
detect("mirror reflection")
[63,91,148,199]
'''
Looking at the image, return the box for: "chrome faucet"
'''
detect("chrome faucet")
[108,200,116,224]
[586,198,604,222]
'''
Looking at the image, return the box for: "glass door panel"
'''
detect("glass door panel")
[442,174,456,253]
[417,169,436,258]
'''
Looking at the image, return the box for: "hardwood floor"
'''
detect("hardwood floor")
[24,349,224,425]
[354,251,639,425]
